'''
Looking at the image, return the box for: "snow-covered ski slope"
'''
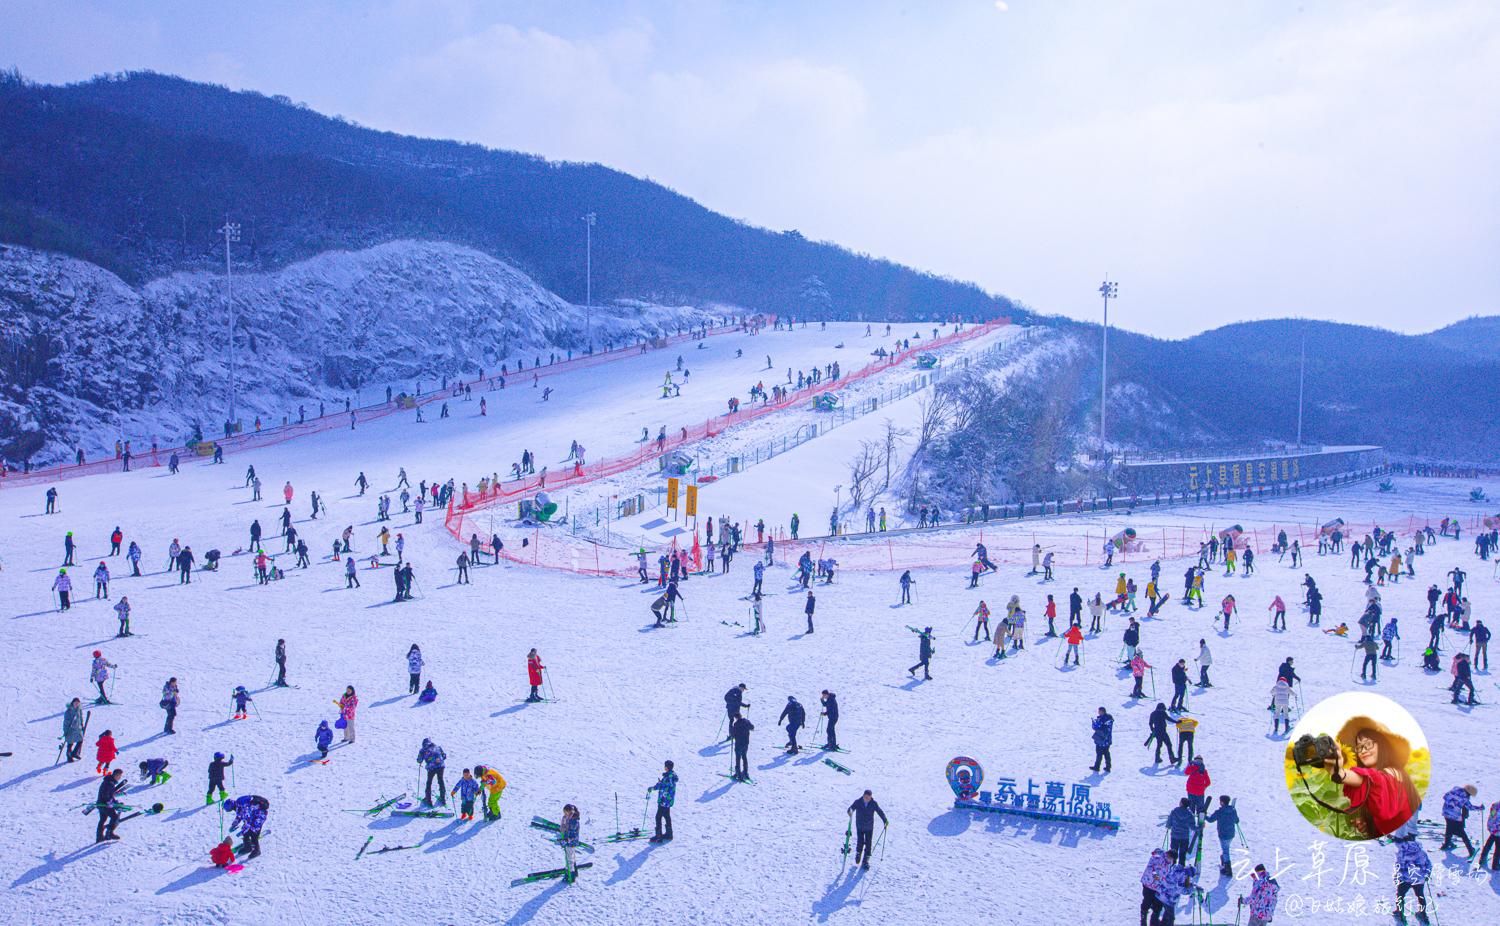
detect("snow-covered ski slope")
[1,325,1495,924]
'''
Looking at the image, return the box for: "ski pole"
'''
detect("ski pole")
[640,791,651,833]
[715,712,726,742]
[614,792,621,835]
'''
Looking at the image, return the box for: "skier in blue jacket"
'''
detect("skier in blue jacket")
[648,760,678,842]
[224,795,270,859]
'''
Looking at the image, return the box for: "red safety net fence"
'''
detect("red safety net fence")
[0,322,747,489]
[442,318,1010,529]
[453,511,1486,580]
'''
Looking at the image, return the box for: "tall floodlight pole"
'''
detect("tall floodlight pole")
[219,218,242,427]
[582,212,597,346]
[1098,277,1118,458]
[1296,333,1306,448]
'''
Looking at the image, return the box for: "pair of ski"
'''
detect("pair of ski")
[529,816,594,850]
[355,835,425,857]
[511,862,593,886]
[717,773,757,786]
[344,793,406,818]
[605,828,653,843]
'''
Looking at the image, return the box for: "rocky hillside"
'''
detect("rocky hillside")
[0,241,718,465]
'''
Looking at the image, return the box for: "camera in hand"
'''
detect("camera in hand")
[1292,733,1339,768]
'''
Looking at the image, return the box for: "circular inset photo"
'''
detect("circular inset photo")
[1283,691,1429,840]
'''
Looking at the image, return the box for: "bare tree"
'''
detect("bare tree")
[880,417,909,490]
[847,439,881,513]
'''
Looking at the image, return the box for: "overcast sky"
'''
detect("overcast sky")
[5,1,1498,337]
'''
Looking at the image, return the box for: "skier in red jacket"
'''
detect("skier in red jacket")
[1186,757,1212,815]
[526,649,545,703]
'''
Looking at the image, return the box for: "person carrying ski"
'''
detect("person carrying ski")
[62,697,85,762]
[847,790,888,871]
[1146,703,1177,765]
[779,695,807,753]
[207,752,233,804]
[526,649,545,702]
[95,768,127,842]
[908,626,934,680]
[1091,706,1113,773]
[648,760,678,842]
[418,738,447,806]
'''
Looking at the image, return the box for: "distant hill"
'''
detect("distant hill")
[1062,317,1500,463]
[1421,316,1500,362]
[0,69,1017,322]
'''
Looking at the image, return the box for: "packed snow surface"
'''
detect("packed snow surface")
[1,325,1494,925]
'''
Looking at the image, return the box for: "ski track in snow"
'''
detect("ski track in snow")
[1,323,1496,925]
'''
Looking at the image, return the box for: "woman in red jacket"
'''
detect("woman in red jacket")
[95,729,118,774]
[526,649,545,703]
[1185,757,1211,814]
[1327,716,1421,838]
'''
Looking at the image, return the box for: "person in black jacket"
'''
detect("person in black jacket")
[723,684,748,740]
[1170,660,1189,712]
[1146,703,1177,765]
[207,752,234,805]
[1091,707,1114,773]
[820,690,839,750]
[730,714,754,781]
[908,627,934,680]
[779,696,806,753]
[274,640,288,688]
[848,790,888,870]
[95,769,127,842]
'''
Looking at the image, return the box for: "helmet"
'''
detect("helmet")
[92,650,101,658]
[59,568,67,574]
[223,799,237,812]
[214,752,225,761]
